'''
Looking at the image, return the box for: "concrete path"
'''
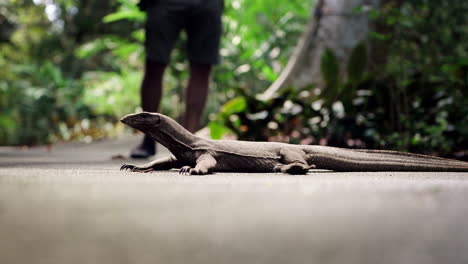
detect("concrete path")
[1,136,468,264]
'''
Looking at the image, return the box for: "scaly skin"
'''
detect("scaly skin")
[120,112,468,175]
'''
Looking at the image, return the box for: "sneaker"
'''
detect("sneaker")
[130,135,156,159]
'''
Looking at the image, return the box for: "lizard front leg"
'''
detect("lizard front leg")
[121,156,181,173]
[274,148,316,175]
[179,153,217,175]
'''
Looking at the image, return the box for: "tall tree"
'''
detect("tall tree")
[262,0,381,98]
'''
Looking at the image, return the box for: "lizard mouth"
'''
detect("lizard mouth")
[120,114,135,126]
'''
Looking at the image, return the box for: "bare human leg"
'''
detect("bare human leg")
[130,60,167,159]
[183,63,212,133]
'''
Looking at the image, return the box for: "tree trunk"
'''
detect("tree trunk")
[262,0,381,99]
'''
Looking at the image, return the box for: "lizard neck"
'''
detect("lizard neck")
[147,117,201,155]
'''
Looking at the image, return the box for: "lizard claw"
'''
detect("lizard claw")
[179,166,192,175]
[273,165,283,173]
[190,168,208,175]
[281,162,313,175]
[120,164,135,171]
[121,164,155,173]
[273,162,315,175]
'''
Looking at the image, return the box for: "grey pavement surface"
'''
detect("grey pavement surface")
[1,136,468,264]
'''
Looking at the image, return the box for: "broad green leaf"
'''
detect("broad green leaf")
[103,10,145,23]
[114,43,140,59]
[209,121,229,140]
[221,96,247,115]
[261,65,278,82]
[131,29,145,42]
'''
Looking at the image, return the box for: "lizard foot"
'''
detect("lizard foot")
[190,168,209,175]
[121,164,135,171]
[179,166,192,175]
[179,166,209,175]
[121,164,155,173]
[273,164,283,173]
[280,162,315,175]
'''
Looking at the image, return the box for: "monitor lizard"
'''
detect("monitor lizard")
[120,112,468,175]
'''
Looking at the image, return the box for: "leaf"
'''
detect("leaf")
[320,48,340,92]
[42,62,63,86]
[209,121,230,140]
[76,39,108,58]
[131,29,145,42]
[221,96,247,115]
[261,65,278,82]
[114,43,140,59]
[103,10,145,23]
[347,42,367,84]
[369,31,389,41]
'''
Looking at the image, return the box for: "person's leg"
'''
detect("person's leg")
[183,63,212,133]
[130,60,167,158]
[141,60,167,112]
[183,1,223,132]
[131,2,186,158]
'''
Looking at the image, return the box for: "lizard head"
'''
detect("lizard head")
[121,112,198,150]
[120,112,161,132]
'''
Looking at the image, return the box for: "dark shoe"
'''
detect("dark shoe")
[130,135,156,159]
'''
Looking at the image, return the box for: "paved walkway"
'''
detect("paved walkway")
[1,136,468,264]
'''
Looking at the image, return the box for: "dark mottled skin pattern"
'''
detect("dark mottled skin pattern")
[120,112,468,175]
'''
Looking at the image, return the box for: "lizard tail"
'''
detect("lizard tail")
[305,146,468,172]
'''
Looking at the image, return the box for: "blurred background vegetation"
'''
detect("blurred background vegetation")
[0,0,467,159]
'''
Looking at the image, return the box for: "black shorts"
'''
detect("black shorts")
[144,0,224,64]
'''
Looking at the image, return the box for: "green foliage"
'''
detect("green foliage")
[82,70,142,118]
[212,0,468,157]
[216,0,312,94]
[2,0,466,158]
[0,62,93,145]
[79,0,312,125]
[320,48,340,97]
[211,42,372,147]
[0,0,312,145]
[0,0,134,145]
[103,0,145,23]
[347,42,367,85]
[374,0,468,154]
[210,87,312,142]
[209,96,247,139]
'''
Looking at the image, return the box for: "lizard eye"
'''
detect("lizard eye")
[140,113,151,118]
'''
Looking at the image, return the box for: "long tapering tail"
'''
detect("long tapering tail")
[304,146,468,172]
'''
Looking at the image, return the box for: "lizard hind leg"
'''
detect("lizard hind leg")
[179,153,217,176]
[280,162,315,175]
[278,148,316,175]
